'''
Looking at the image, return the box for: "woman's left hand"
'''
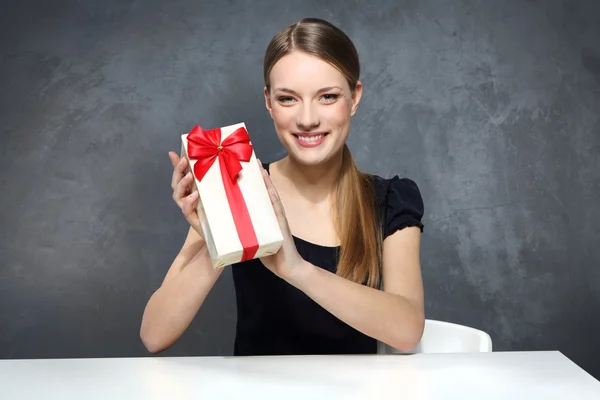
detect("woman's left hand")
[257,160,306,282]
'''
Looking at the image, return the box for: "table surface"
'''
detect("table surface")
[1,351,598,399]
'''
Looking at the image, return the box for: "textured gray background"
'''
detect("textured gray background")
[1,0,599,379]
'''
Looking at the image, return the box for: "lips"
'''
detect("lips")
[293,132,329,148]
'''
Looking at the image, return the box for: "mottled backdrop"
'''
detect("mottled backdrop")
[1,0,599,378]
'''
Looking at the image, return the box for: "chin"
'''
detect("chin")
[287,144,341,167]
[292,155,330,166]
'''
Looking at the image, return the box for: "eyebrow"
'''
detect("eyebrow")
[273,86,342,94]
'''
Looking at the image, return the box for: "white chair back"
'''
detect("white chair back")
[378,319,493,354]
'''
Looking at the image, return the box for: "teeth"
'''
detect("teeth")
[297,135,324,142]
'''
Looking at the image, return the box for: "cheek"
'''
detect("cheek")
[271,106,293,126]
[324,102,352,126]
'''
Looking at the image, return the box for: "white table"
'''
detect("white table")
[1,351,598,399]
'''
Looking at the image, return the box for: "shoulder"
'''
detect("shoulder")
[369,174,425,239]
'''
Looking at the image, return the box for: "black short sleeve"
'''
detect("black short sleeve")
[383,176,425,239]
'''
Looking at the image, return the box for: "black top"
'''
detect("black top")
[230,163,424,356]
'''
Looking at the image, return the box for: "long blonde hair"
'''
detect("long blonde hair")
[263,18,382,288]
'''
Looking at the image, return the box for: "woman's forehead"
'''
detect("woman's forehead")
[269,52,348,90]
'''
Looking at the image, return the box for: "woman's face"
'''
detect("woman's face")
[264,50,362,166]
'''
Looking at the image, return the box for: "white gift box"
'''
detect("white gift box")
[180,122,283,268]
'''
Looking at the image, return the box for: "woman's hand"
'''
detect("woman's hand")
[169,151,204,239]
[257,160,307,282]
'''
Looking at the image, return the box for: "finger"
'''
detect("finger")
[168,151,180,168]
[262,170,285,217]
[182,190,199,217]
[260,163,274,192]
[175,171,194,201]
[270,190,290,233]
[257,165,290,234]
[261,166,275,196]
[171,157,188,190]
[181,190,203,236]
[171,158,184,190]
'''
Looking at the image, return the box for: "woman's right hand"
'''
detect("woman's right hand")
[169,151,204,238]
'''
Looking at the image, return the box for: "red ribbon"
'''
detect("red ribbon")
[187,125,259,262]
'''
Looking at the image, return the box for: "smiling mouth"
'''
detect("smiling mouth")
[293,132,329,142]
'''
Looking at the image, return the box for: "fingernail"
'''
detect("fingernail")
[191,190,198,199]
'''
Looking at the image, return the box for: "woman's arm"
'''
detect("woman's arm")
[140,227,224,353]
[287,226,425,352]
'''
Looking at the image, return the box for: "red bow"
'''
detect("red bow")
[187,125,253,183]
[186,125,259,262]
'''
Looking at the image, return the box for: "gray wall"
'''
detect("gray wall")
[1,0,599,378]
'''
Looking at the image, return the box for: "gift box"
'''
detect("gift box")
[180,122,283,268]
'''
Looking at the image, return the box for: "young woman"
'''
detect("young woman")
[140,17,425,356]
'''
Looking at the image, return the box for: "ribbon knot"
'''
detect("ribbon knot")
[186,125,253,183]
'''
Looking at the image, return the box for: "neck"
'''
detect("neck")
[277,151,344,204]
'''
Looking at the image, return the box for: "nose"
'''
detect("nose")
[296,102,320,131]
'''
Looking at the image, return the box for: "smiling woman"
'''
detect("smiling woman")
[140,17,426,357]
[261,25,379,288]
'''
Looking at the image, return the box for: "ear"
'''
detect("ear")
[264,87,273,119]
[350,80,363,116]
